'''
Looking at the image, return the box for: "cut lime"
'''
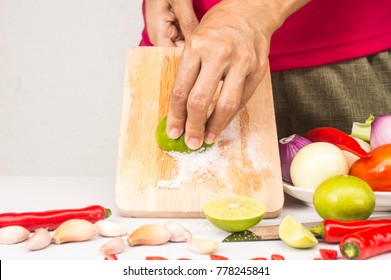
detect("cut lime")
[278,215,318,249]
[202,196,267,233]
[155,116,213,153]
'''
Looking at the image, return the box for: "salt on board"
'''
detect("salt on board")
[156,117,269,189]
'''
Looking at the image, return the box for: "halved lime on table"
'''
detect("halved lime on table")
[202,196,267,233]
[278,215,318,249]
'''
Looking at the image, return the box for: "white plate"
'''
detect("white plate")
[283,181,391,211]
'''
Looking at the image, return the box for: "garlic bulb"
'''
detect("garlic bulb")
[163,221,192,242]
[95,220,127,237]
[99,236,126,255]
[26,228,51,251]
[52,219,96,244]
[188,238,218,255]
[127,224,172,246]
[0,225,30,245]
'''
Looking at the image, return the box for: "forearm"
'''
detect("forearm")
[219,0,311,35]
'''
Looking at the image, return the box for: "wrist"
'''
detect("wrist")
[221,0,311,35]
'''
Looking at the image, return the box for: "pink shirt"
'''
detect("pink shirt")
[140,0,391,72]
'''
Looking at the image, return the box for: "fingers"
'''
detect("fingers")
[205,63,264,144]
[167,48,225,150]
[169,0,199,38]
[184,64,225,149]
[204,70,246,144]
[145,0,193,47]
[166,51,201,140]
[167,42,266,150]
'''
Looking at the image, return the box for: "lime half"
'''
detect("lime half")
[155,116,213,153]
[278,215,318,249]
[202,196,267,233]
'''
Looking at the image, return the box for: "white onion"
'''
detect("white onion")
[370,114,391,149]
[290,142,349,189]
[278,134,312,183]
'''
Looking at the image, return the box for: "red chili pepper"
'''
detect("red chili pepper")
[271,254,285,260]
[0,205,111,232]
[104,254,118,260]
[340,225,391,260]
[145,256,168,260]
[310,219,391,243]
[305,127,370,158]
[319,249,338,260]
[177,258,192,260]
[209,254,229,260]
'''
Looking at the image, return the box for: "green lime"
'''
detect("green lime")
[278,215,318,249]
[155,116,213,153]
[202,195,267,233]
[313,175,375,221]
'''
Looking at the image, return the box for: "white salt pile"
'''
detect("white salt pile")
[156,117,267,189]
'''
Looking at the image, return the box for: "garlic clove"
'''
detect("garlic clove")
[163,221,192,242]
[95,220,127,237]
[99,236,126,255]
[26,228,51,251]
[127,224,172,246]
[0,225,30,245]
[52,219,96,244]
[188,238,218,255]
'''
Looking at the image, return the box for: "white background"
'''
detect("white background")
[0,0,144,176]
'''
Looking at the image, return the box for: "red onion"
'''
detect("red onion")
[279,134,312,183]
[370,114,391,149]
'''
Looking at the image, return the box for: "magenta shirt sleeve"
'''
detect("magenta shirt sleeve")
[139,1,152,46]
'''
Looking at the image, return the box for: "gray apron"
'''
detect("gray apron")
[271,49,391,139]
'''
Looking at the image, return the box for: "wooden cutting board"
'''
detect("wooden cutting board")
[115,47,284,218]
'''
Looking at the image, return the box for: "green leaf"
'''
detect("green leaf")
[351,114,375,143]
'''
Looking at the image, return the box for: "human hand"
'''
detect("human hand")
[145,0,199,47]
[166,0,310,150]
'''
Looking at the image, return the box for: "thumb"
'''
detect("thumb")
[169,0,199,38]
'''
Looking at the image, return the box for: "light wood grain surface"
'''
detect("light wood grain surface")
[115,47,284,218]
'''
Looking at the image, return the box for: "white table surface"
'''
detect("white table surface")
[0,176,390,260]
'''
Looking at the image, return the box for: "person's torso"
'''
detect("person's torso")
[140,0,391,72]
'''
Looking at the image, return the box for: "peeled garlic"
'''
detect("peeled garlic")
[0,225,30,245]
[163,221,192,242]
[127,224,172,246]
[52,219,96,244]
[95,220,127,237]
[99,236,126,255]
[188,238,218,255]
[26,228,51,251]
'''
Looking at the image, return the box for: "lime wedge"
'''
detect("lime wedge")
[278,215,318,249]
[202,196,267,233]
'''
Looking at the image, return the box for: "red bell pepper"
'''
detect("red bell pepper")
[350,144,391,192]
[305,127,370,158]
[310,218,391,243]
[340,225,391,260]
